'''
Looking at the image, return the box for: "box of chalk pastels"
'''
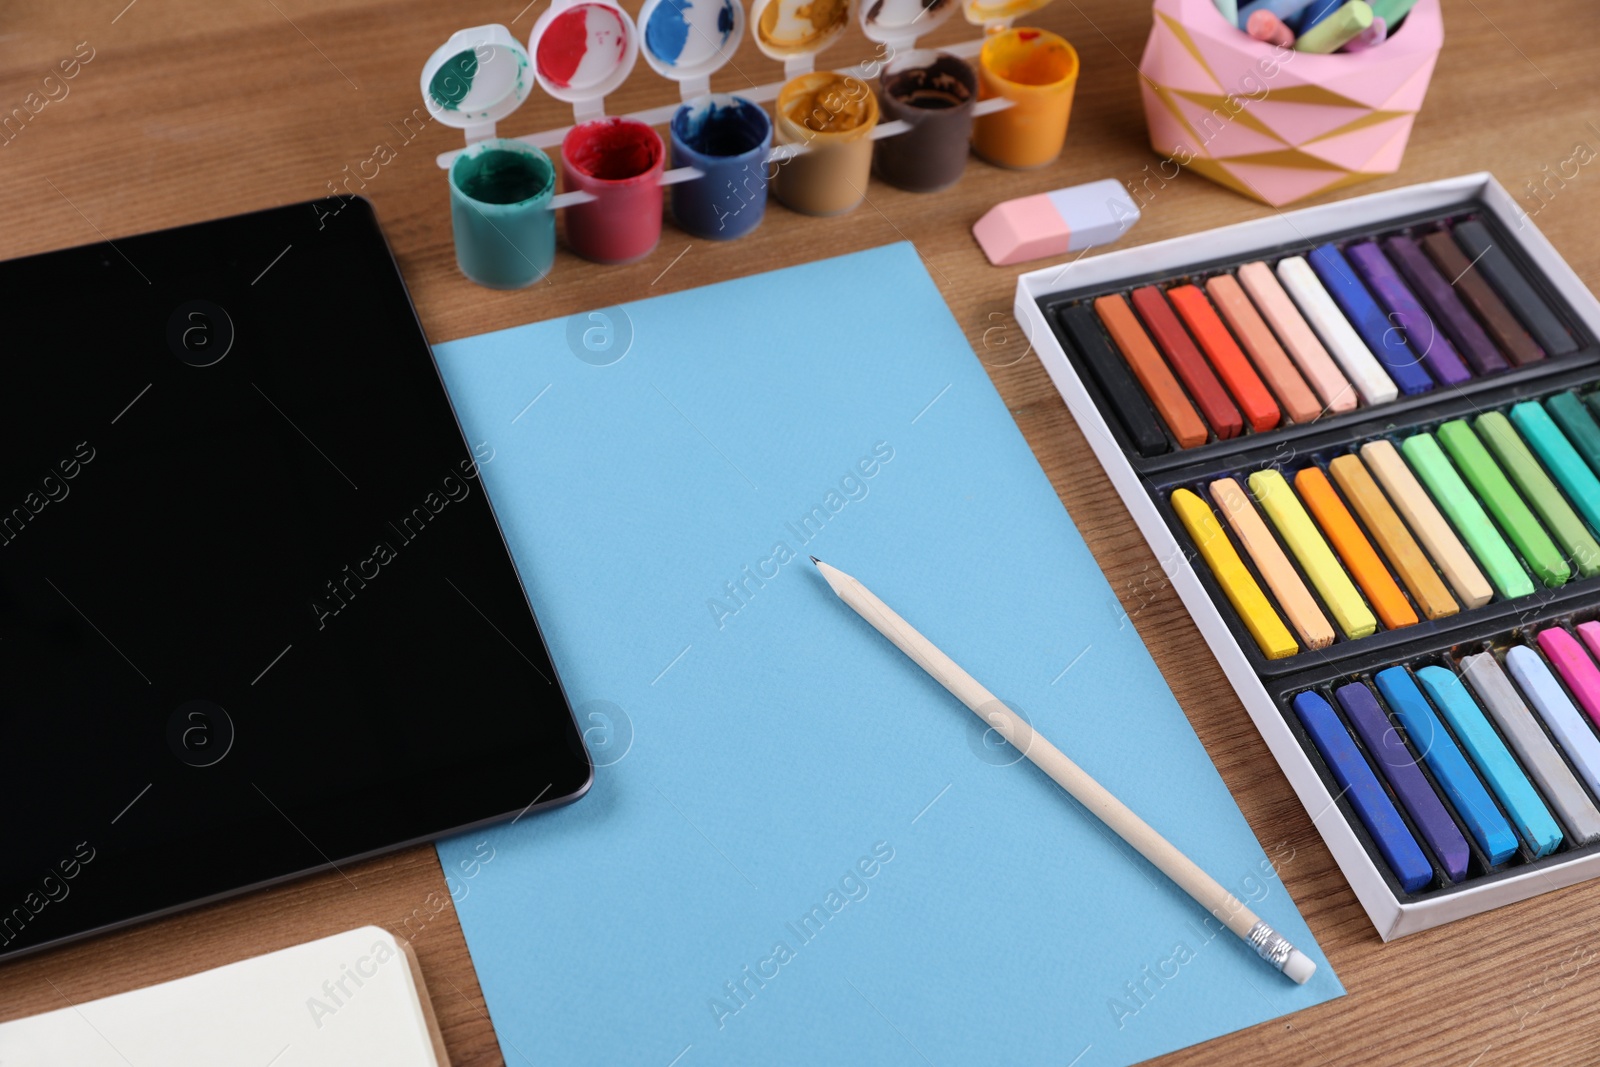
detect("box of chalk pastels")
[1014,172,1600,938]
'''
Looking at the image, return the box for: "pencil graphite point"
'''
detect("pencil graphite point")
[809,556,821,565]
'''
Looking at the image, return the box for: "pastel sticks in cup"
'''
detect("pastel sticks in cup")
[1052,211,1584,457]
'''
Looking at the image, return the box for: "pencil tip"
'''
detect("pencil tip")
[809,556,821,565]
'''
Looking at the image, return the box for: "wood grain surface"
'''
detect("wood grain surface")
[3,1,1599,1063]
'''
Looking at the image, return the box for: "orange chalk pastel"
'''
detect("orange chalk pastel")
[1294,466,1419,631]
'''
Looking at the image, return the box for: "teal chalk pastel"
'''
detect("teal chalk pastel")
[1374,667,1518,865]
[1478,411,1600,578]
[1416,665,1562,858]
[1436,420,1570,588]
[1401,432,1535,599]
[1511,401,1600,537]
[1548,392,1600,478]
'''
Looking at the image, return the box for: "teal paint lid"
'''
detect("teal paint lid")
[420,24,533,134]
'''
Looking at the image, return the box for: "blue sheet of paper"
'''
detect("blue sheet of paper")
[432,243,1341,1067]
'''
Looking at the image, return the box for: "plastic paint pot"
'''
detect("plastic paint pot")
[448,138,556,289]
[561,117,665,264]
[971,28,1078,170]
[772,71,880,217]
[669,94,773,240]
[874,51,977,193]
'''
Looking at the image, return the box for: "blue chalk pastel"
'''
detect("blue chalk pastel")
[1415,665,1562,858]
[1374,667,1518,865]
[1295,0,1343,32]
[1506,646,1600,803]
[1335,682,1470,882]
[1291,691,1434,892]
[1309,243,1435,395]
[1238,0,1319,25]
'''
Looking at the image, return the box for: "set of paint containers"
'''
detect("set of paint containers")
[422,0,1079,288]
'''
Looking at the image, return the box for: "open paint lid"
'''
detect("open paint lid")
[529,0,640,118]
[961,0,1052,26]
[638,0,745,96]
[858,0,957,50]
[749,0,853,69]
[420,24,533,134]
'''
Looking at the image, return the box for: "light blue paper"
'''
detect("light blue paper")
[432,244,1340,1067]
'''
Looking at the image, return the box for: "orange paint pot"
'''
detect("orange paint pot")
[971,28,1078,170]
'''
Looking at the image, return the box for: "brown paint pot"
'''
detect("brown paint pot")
[772,71,879,217]
[873,51,976,193]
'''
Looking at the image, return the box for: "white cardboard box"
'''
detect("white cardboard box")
[1014,173,1600,939]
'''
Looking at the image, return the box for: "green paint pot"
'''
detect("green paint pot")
[448,139,556,289]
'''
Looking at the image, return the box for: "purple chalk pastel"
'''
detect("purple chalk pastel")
[1345,241,1473,385]
[1335,681,1470,882]
[1383,235,1508,375]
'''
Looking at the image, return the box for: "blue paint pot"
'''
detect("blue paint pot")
[668,95,772,241]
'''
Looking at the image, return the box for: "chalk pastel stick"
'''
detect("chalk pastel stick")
[1295,0,1373,52]
[1213,0,1240,26]
[1401,432,1535,600]
[1294,466,1417,630]
[1249,468,1376,639]
[1345,241,1471,385]
[1308,243,1434,394]
[1328,454,1458,620]
[1094,295,1208,449]
[1210,477,1334,650]
[1247,9,1296,45]
[1370,0,1419,22]
[1290,691,1433,892]
[1538,627,1600,728]
[1171,488,1299,659]
[1436,420,1570,588]
[1463,652,1600,844]
[1419,230,1544,366]
[1295,0,1342,31]
[1361,439,1493,609]
[1168,285,1281,432]
[1276,255,1398,406]
[1382,235,1508,375]
[1335,682,1469,881]
[1546,392,1600,477]
[1510,401,1600,537]
[1477,412,1600,578]
[1237,0,1319,23]
[1452,221,1578,356]
[1506,645,1600,805]
[1131,287,1244,439]
[1416,664,1562,857]
[1236,261,1357,413]
[1339,14,1386,51]
[1059,304,1170,457]
[1581,622,1600,665]
[1205,274,1321,424]
[1374,667,1518,864]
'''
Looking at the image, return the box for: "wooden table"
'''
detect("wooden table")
[3,0,1599,1062]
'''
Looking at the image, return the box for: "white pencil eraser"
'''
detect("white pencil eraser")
[1283,948,1316,985]
[972,178,1139,267]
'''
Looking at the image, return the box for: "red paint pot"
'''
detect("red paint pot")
[560,117,665,264]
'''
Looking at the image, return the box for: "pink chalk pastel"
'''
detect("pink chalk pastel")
[972,179,1140,266]
[1340,16,1387,52]
[1246,10,1295,47]
[1538,627,1600,728]
[1579,621,1600,661]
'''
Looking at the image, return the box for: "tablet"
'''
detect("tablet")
[0,198,590,960]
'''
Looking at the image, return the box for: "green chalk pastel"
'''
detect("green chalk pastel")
[1296,0,1374,52]
[1548,392,1600,479]
[1511,401,1600,538]
[1473,415,1593,581]
[1371,0,1420,24]
[1401,431,1535,599]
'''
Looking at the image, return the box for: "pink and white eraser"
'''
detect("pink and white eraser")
[972,178,1140,267]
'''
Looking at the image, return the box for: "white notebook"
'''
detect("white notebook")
[0,926,448,1065]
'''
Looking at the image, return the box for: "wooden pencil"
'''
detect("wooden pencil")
[810,556,1317,985]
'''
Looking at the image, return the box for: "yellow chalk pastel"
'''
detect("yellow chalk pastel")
[1171,488,1299,659]
[1247,469,1377,640]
